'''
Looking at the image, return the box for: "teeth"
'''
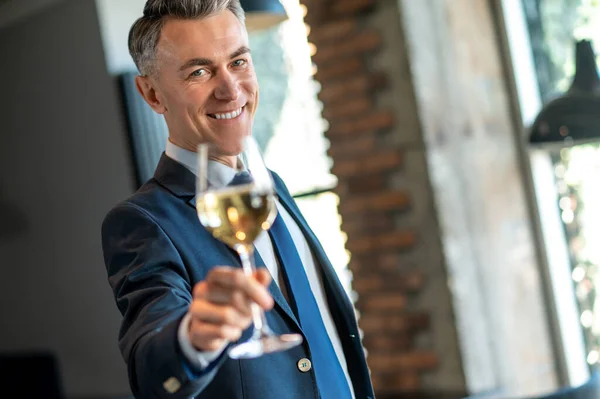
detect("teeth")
[213,108,242,120]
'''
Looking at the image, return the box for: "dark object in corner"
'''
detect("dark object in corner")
[529,40,600,147]
[533,372,600,399]
[0,352,64,399]
[463,373,600,399]
[377,391,466,399]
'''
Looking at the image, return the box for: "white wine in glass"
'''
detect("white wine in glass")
[195,136,303,359]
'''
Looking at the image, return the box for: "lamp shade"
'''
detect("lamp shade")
[529,40,600,147]
[241,0,288,32]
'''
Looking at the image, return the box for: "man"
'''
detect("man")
[101,1,374,398]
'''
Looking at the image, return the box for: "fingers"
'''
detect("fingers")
[187,291,252,352]
[189,299,252,328]
[204,267,274,310]
[201,286,253,316]
[187,267,275,352]
[253,268,272,287]
[189,318,242,352]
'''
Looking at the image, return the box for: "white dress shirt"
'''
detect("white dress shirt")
[166,142,354,397]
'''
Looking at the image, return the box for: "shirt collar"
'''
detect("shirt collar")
[164,140,237,189]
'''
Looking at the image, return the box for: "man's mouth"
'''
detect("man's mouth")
[208,106,244,120]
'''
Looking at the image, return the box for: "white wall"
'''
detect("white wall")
[0,0,134,396]
[95,0,146,74]
[0,0,66,28]
[0,0,145,74]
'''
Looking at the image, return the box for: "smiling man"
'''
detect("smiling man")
[101,1,374,398]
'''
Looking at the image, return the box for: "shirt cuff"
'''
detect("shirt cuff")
[178,312,229,370]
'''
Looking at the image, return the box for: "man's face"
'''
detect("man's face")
[143,10,258,156]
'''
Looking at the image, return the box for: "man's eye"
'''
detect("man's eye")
[232,59,246,67]
[191,69,207,77]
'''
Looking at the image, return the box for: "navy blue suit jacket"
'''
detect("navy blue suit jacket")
[101,154,374,398]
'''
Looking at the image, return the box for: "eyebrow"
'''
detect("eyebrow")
[230,46,251,59]
[178,46,251,72]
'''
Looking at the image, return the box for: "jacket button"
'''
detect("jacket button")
[297,357,312,372]
[162,377,181,393]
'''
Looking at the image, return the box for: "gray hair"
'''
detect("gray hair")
[129,0,246,76]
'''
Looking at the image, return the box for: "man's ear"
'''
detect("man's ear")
[135,75,167,114]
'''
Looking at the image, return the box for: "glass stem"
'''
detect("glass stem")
[236,244,270,335]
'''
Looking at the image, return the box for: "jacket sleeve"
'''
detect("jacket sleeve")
[101,202,227,398]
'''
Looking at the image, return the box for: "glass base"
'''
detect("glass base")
[228,333,303,359]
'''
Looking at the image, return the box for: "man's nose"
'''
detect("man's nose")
[214,72,241,101]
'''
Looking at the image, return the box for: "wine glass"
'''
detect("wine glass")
[195,136,303,359]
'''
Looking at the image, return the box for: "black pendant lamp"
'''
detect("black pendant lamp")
[529,40,600,147]
[241,0,288,32]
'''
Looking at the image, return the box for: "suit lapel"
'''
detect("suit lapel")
[153,153,196,199]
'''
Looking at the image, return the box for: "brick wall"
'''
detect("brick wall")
[302,0,466,396]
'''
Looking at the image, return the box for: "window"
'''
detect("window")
[522,0,600,370]
[522,0,600,102]
[504,0,600,384]
[552,146,600,366]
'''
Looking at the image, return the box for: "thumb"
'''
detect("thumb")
[253,268,272,287]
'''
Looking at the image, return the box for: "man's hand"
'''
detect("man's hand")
[188,267,274,352]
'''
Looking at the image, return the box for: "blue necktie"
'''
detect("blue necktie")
[268,212,353,399]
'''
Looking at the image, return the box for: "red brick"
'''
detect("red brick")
[309,18,357,43]
[371,373,420,393]
[346,175,386,194]
[340,190,409,213]
[351,275,385,292]
[341,213,394,237]
[301,1,327,26]
[359,313,430,333]
[350,252,404,273]
[351,270,425,293]
[319,72,387,104]
[314,57,363,82]
[368,351,439,371]
[346,230,416,254]
[331,0,376,16]
[331,151,402,177]
[312,30,382,66]
[351,253,427,279]
[322,97,373,121]
[327,135,375,158]
[363,334,413,352]
[360,292,406,312]
[334,178,379,201]
[327,110,394,137]
[377,252,403,270]
[402,270,426,292]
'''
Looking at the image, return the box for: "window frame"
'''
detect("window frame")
[496,0,590,387]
